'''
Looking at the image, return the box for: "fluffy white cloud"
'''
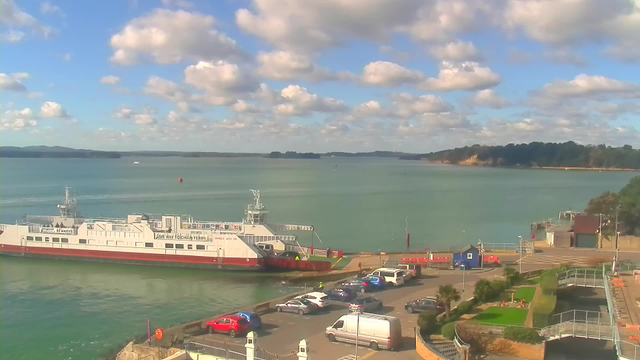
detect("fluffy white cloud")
[419,62,501,92]
[429,41,483,61]
[0,73,28,91]
[176,101,199,113]
[503,0,640,51]
[100,75,121,85]
[1,0,55,39]
[1,108,38,131]
[144,76,190,102]
[40,2,65,17]
[1,29,25,43]
[109,9,246,65]
[113,107,157,125]
[470,89,511,108]
[544,48,588,67]
[514,118,544,132]
[539,74,640,98]
[360,61,423,87]
[390,93,453,118]
[605,42,640,63]
[232,100,261,113]
[274,85,346,116]
[256,51,335,82]
[184,61,254,92]
[40,101,69,118]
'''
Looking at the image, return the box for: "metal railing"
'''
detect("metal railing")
[542,309,613,341]
[185,339,247,360]
[557,268,605,288]
[603,268,640,360]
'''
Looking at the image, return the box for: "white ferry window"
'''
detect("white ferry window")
[165,243,174,249]
[35,237,42,241]
[145,242,153,248]
[61,238,69,243]
[187,244,193,250]
[196,245,205,250]
[27,236,34,241]
[224,225,229,230]
[45,237,49,241]
[175,244,184,249]
[52,238,60,242]
[79,239,87,244]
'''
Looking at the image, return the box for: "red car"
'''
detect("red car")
[205,315,250,337]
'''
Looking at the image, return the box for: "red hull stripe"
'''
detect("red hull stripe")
[0,244,261,268]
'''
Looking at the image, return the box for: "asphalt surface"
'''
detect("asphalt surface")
[192,267,503,360]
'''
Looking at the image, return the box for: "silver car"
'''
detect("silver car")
[275,299,317,315]
[348,297,383,313]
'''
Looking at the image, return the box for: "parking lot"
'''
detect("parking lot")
[191,268,499,360]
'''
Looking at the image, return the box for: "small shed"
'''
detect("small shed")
[573,215,600,248]
[453,245,480,269]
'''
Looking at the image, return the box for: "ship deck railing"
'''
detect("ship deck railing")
[239,234,297,244]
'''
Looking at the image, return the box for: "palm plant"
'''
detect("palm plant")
[436,284,461,317]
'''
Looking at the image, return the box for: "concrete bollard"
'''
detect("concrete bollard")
[246,331,256,360]
[297,339,309,360]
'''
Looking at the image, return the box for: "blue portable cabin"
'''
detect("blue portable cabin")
[453,245,480,269]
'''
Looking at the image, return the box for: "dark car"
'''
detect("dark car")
[362,275,386,290]
[277,251,301,259]
[341,279,374,293]
[235,311,262,330]
[349,297,383,313]
[324,287,357,302]
[405,297,443,314]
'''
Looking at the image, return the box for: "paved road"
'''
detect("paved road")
[192,267,502,360]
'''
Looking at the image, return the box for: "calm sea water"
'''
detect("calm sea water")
[0,157,636,359]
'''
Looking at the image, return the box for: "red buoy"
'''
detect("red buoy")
[178,178,183,183]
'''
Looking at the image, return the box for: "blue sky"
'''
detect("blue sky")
[1,0,639,152]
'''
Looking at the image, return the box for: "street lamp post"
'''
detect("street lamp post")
[355,310,360,359]
[615,206,620,262]
[518,236,523,273]
[462,264,466,301]
[478,239,484,269]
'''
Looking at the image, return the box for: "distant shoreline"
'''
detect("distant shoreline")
[426,160,639,172]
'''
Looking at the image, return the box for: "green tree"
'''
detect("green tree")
[619,176,640,235]
[503,267,520,286]
[436,284,461,317]
[418,311,439,334]
[585,191,620,219]
[474,279,494,302]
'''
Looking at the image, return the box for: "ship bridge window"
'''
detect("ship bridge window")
[35,236,42,241]
[79,239,87,244]
[52,238,60,242]
[145,242,154,248]
[27,236,34,241]
[196,245,205,250]
[187,244,193,250]
[165,243,174,249]
[61,238,69,243]
[175,244,184,249]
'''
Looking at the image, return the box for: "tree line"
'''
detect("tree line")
[406,142,640,169]
[585,176,640,236]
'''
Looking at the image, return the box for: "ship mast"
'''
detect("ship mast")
[57,187,77,218]
[245,189,269,224]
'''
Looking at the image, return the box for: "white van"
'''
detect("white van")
[369,268,405,286]
[326,313,402,350]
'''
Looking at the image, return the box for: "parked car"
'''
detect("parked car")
[362,275,386,290]
[235,311,262,330]
[369,268,405,287]
[404,298,442,314]
[275,299,317,315]
[325,287,357,302]
[326,313,402,350]
[295,292,330,308]
[277,251,301,259]
[256,243,276,256]
[396,264,422,279]
[349,297,383,313]
[341,279,374,293]
[205,315,250,337]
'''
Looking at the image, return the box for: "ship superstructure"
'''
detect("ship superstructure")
[0,188,319,270]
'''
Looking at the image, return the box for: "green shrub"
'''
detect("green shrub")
[491,280,507,298]
[503,326,543,344]
[440,312,461,325]
[540,276,558,295]
[532,294,557,328]
[418,311,439,334]
[503,267,520,286]
[456,301,474,315]
[474,279,494,302]
[441,322,456,340]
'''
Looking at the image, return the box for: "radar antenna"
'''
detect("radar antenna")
[57,187,77,218]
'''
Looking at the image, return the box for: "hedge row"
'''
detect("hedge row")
[503,326,543,344]
[532,294,557,328]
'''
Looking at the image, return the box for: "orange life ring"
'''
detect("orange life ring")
[155,328,164,340]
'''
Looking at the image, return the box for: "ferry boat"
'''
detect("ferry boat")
[0,188,333,271]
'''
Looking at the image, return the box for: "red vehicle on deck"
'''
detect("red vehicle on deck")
[205,315,250,337]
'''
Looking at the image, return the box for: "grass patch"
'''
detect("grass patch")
[308,256,339,264]
[514,287,536,302]
[474,307,528,326]
[330,257,352,270]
